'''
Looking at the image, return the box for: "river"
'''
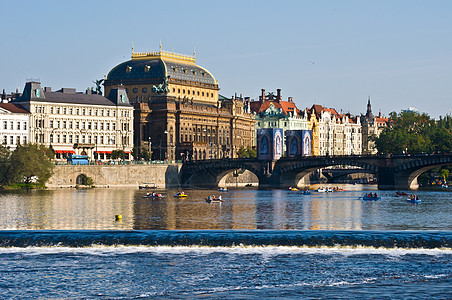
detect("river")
[0,185,451,298]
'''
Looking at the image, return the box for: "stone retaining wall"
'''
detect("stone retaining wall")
[47,164,182,188]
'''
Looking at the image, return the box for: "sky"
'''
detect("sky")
[1,0,452,118]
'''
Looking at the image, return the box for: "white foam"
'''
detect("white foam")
[0,245,451,256]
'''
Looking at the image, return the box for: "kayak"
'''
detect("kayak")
[406,198,421,204]
[174,193,188,198]
[362,196,380,201]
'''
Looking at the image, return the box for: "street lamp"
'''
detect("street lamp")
[148,136,152,161]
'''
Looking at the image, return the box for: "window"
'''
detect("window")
[101,109,104,116]
[82,122,85,129]
[89,109,92,116]
[63,107,67,114]
[3,121,6,130]
[107,110,110,117]
[23,136,27,144]
[76,108,79,115]
[100,136,104,144]
[63,121,66,128]
[142,88,147,93]
[10,136,14,144]
[3,136,6,144]
[88,122,91,130]
[50,120,54,128]
[56,107,60,114]
[69,121,73,129]
[106,123,110,131]
[16,136,20,145]
[50,107,53,114]
[10,121,13,130]
[17,122,20,130]
[100,122,104,130]
[69,108,73,115]
[112,123,115,131]
[133,88,138,93]
[23,122,27,130]
[82,109,86,115]
[69,135,73,143]
[63,135,67,143]
[76,121,79,129]
[94,122,98,130]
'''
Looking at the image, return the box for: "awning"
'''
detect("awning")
[95,151,112,154]
[55,150,76,154]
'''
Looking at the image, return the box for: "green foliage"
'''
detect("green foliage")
[111,149,125,160]
[79,174,94,186]
[236,146,257,158]
[375,111,452,154]
[0,145,12,186]
[131,146,138,160]
[1,144,54,187]
[141,148,151,161]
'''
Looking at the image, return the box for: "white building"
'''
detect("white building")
[311,105,362,156]
[0,102,30,150]
[11,81,134,160]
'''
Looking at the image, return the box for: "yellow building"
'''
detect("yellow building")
[104,47,256,160]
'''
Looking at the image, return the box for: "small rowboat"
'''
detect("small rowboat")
[206,198,223,203]
[406,198,421,204]
[362,195,380,201]
[174,193,188,198]
[301,190,311,195]
[218,187,229,192]
[142,193,164,198]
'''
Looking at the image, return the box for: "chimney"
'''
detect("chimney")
[288,97,293,102]
[261,89,265,102]
[277,89,281,102]
[44,87,52,93]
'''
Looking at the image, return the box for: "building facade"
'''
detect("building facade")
[104,48,256,161]
[310,104,362,156]
[251,89,308,154]
[12,81,134,160]
[0,102,30,150]
[360,98,389,155]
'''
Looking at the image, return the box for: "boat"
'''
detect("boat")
[362,194,380,201]
[406,198,421,204]
[316,188,326,193]
[245,183,252,187]
[206,198,224,203]
[142,193,164,198]
[289,187,299,191]
[395,191,408,197]
[218,187,229,192]
[173,192,188,198]
[301,190,311,195]
[326,188,334,193]
[139,183,157,189]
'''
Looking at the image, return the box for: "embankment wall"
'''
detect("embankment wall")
[47,164,182,188]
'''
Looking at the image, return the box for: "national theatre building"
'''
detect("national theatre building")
[104,47,256,161]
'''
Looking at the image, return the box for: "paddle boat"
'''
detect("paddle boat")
[173,192,188,198]
[362,193,380,201]
[288,187,299,191]
[301,190,311,195]
[139,183,157,189]
[206,195,223,203]
[142,192,164,199]
[395,191,408,197]
[316,188,326,193]
[406,195,421,204]
[218,187,229,192]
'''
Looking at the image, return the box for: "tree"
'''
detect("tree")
[131,146,138,160]
[141,148,151,161]
[0,145,11,186]
[236,146,257,158]
[3,144,54,187]
[375,110,452,154]
[111,149,125,160]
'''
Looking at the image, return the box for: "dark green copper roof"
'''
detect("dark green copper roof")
[107,58,217,85]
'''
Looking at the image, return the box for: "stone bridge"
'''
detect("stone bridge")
[180,154,452,190]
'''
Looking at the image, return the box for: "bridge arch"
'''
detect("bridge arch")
[390,156,452,189]
[275,157,379,188]
[180,159,264,188]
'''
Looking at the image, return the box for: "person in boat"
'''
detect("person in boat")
[146,192,151,196]
[373,193,377,198]
[218,195,222,201]
[208,195,212,201]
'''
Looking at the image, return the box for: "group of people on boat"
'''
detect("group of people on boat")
[409,194,420,201]
[207,195,223,202]
[145,192,163,198]
[365,193,378,198]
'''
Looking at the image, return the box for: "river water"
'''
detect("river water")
[0,185,451,298]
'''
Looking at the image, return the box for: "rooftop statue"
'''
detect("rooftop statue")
[93,79,104,95]
[152,76,170,94]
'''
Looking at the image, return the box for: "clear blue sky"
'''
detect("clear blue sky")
[1,0,452,118]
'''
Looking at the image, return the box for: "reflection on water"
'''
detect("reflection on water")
[0,186,451,231]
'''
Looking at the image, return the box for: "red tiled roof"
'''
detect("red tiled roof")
[0,103,29,114]
[251,100,300,115]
